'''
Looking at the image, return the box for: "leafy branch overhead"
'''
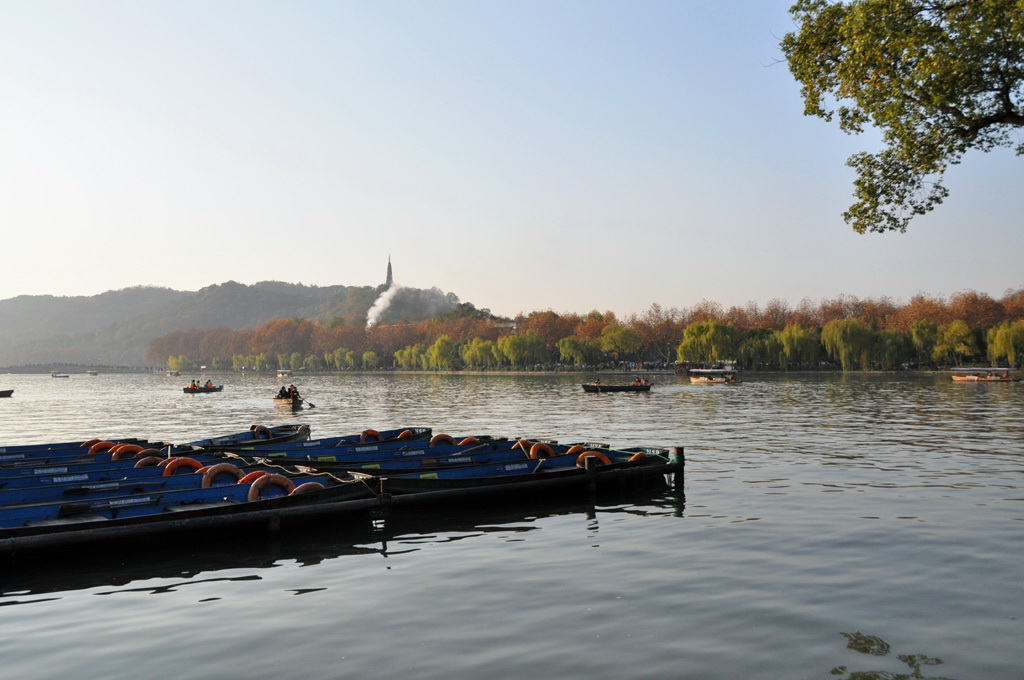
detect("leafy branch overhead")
[781,0,1024,233]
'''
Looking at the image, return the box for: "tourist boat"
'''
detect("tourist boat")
[0,389,12,398]
[50,372,70,379]
[85,370,98,376]
[950,368,1021,382]
[165,370,180,377]
[183,384,223,393]
[582,382,651,393]
[688,369,741,384]
[277,369,293,378]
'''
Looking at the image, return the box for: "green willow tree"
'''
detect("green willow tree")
[986,321,1024,366]
[782,1,1024,233]
[821,318,875,371]
[933,320,977,366]
[676,320,737,365]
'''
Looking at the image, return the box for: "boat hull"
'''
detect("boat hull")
[582,384,651,393]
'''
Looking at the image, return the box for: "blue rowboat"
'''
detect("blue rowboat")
[0,468,366,531]
[0,460,293,506]
[357,448,680,503]
[223,426,433,452]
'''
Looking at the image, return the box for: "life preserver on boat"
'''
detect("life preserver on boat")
[134,456,165,468]
[576,451,612,467]
[565,445,587,455]
[628,452,647,461]
[238,470,268,485]
[80,438,102,448]
[162,457,203,476]
[133,448,164,459]
[458,437,479,445]
[87,441,117,455]
[397,429,413,439]
[297,424,310,436]
[429,433,455,447]
[201,463,243,488]
[252,425,273,440]
[290,481,325,495]
[529,442,555,459]
[109,444,145,460]
[512,439,532,453]
[360,429,381,443]
[247,473,296,502]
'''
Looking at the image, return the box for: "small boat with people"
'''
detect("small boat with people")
[582,377,651,393]
[688,368,741,384]
[273,384,313,409]
[950,368,1021,382]
[183,380,223,393]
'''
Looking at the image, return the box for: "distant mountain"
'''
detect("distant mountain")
[0,281,462,367]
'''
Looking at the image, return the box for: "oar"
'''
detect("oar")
[304,398,316,408]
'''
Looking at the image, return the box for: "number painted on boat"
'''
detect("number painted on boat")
[0,453,26,460]
[52,474,90,483]
[34,467,69,475]
[107,496,154,507]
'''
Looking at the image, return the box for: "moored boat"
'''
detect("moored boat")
[688,369,741,384]
[950,368,1020,382]
[0,389,12,398]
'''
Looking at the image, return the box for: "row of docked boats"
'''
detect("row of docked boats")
[0,424,681,557]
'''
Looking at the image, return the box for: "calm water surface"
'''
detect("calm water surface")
[0,371,1021,680]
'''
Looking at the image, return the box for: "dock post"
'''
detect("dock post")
[585,454,597,493]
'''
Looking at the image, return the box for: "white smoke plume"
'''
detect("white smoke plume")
[366,285,404,327]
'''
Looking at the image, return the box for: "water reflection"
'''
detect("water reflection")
[831,631,954,680]
[0,488,679,602]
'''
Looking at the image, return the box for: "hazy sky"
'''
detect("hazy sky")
[2,1,1020,319]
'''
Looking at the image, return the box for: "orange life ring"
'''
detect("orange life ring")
[252,425,273,440]
[360,429,381,443]
[134,456,164,468]
[133,448,164,459]
[512,439,532,452]
[290,481,325,495]
[629,452,647,462]
[162,457,203,476]
[201,463,243,488]
[109,444,145,460]
[238,470,268,485]
[397,429,413,439]
[458,437,479,445]
[565,445,587,455]
[87,441,116,455]
[576,451,612,467]
[529,442,555,459]
[247,473,296,502]
[429,433,455,447]
[80,438,102,448]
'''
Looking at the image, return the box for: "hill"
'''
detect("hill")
[0,281,463,367]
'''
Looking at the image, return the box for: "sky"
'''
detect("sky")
[1,1,1020,320]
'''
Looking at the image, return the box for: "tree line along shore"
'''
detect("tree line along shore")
[143,291,1024,374]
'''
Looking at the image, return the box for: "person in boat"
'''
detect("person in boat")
[288,384,301,400]
[276,386,289,399]
[189,380,197,388]
[205,380,213,388]
[633,376,643,385]
[594,379,601,386]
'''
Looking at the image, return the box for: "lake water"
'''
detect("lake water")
[0,371,1021,680]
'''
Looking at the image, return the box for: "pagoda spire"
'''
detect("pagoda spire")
[385,255,393,289]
